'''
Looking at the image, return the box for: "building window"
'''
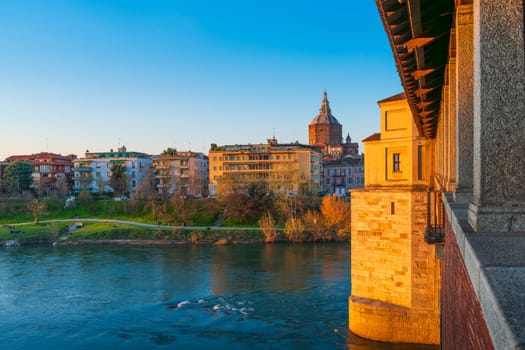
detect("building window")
[393,153,401,172]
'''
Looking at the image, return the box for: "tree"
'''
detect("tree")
[27,200,48,223]
[284,216,305,242]
[320,195,351,240]
[77,189,92,205]
[133,168,157,201]
[109,163,128,197]
[54,175,69,200]
[96,176,110,197]
[161,147,177,156]
[32,179,46,199]
[303,209,328,241]
[217,176,275,223]
[171,194,190,226]
[3,161,33,196]
[258,211,279,243]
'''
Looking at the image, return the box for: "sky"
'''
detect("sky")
[0,0,402,160]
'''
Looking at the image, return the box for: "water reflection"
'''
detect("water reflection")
[0,244,435,349]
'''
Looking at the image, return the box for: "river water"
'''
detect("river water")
[0,244,434,349]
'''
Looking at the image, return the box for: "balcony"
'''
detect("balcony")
[424,188,445,244]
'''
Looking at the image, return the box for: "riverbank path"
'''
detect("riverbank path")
[7,218,284,231]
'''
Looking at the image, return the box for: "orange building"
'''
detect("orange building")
[208,138,322,195]
[349,93,439,344]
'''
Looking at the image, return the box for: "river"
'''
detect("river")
[0,244,435,349]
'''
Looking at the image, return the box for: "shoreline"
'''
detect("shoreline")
[1,237,346,247]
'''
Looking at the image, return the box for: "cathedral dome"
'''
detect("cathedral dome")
[310,91,341,125]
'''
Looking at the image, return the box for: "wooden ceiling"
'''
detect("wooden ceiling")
[376,0,455,139]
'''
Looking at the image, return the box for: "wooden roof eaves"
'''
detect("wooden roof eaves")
[375,0,454,139]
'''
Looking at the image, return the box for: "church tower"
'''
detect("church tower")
[308,91,342,148]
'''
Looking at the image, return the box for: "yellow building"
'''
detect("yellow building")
[208,138,322,195]
[349,93,440,344]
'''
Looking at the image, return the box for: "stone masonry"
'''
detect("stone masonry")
[349,188,440,344]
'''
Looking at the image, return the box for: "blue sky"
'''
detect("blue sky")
[0,0,402,160]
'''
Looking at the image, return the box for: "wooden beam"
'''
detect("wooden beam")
[385,9,405,25]
[415,87,434,96]
[417,100,434,108]
[406,0,422,37]
[412,68,436,80]
[404,37,436,52]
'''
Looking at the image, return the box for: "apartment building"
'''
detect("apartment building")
[209,138,322,195]
[152,150,209,198]
[73,146,152,195]
[5,152,76,195]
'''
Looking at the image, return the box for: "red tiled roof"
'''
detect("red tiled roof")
[362,133,381,142]
[377,92,406,104]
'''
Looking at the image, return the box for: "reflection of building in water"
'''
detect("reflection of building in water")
[210,255,228,296]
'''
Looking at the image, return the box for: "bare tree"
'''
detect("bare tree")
[258,211,279,243]
[54,175,69,200]
[27,200,48,223]
[303,209,328,241]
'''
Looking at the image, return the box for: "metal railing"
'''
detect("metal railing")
[424,188,445,244]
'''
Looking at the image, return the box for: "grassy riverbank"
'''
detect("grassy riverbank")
[0,194,351,244]
[0,198,222,226]
[0,220,269,244]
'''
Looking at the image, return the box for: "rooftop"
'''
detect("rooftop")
[362,133,381,142]
[310,91,341,126]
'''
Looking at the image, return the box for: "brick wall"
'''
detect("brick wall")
[351,189,413,306]
[441,215,494,349]
[350,188,440,344]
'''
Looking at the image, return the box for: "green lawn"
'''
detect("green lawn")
[0,220,266,242]
[0,222,69,240]
[0,199,221,226]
